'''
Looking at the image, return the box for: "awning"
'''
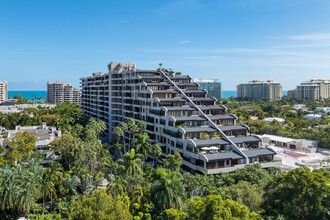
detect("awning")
[209,146,219,150]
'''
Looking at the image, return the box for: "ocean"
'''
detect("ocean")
[7,90,288,101]
[8,91,47,101]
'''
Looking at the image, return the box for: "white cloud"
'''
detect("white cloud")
[177,40,190,44]
[287,33,330,41]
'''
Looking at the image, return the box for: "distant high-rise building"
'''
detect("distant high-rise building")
[289,79,330,100]
[0,81,8,103]
[193,78,221,98]
[236,80,282,101]
[47,81,81,104]
[286,89,296,99]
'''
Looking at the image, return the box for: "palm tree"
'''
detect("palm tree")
[61,174,81,196]
[18,159,43,214]
[125,118,136,149]
[0,165,17,211]
[107,176,127,198]
[133,133,152,159]
[0,159,43,215]
[137,121,147,134]
[48,162,63,211]
[41,169,56,214]
[150,144,162,167]
[113,127,124,142]
[132,186,149,212]
[119,122,128,147]
[130,124,139,148]
[103,157,118,175]
[113,127,124,156]
[117,149,143,176]
[114,142,125,158]
[150,171,185,213]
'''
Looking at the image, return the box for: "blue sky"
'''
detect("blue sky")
[0,0,330,90]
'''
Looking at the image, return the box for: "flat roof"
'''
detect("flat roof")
[166,106,196,111]
[140,76,163,79]
[174,115,206,121]
[173,114,235,122]
[136,70,158,73]
[177,83,198,86]
[230,136,261,144]
[209,114,236,120]
[184,90,206,93]
[166,105,225,111]
[218,124,248,132]
[243,148,276,158]
[158,98,186,102]
[199,105,225,110]
[152,90,178,94]
[146,83,171,86]
[193,138,230,146]
[205,151,244,161]
[171,75,191,79]
[191,97,215,101]
[261,134,295,142]
[8,129,52,141]
[183,126,215,132]
[183,124,248,133]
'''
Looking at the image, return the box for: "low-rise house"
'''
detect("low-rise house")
[260,134,318,153]
[0,103,55,114]
[313,124,330,130]
[292,104,306,110]
[0,123,61,164]
[263,117,285,125]
[304,114,322,120]
[315,107,330,114]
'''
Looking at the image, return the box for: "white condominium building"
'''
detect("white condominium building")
[81,62,279,174]
[237,80,283,101]
[294,79,330,100]
[47,81,81,104]
[0,81,8,103]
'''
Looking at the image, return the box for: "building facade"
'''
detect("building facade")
[286,89,296,99]
[193,78,221,98]
[0,81,8,103]
[237,80,282,101]
[289,79,330,100]
[81,62,279,174]
[47,81,81,104]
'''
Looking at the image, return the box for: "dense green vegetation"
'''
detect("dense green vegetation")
[0,103,329,219]
[0,102,85,132]
[219,97,330,149]
[13,94,32,104]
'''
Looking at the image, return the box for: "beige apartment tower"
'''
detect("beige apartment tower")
[47,81,81,104]
[289,79,330,100]
[237,80,282,101]
[0,81,8,103]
